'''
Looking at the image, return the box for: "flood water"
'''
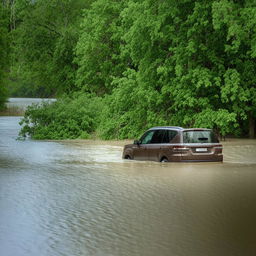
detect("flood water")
[1,99,256,256]
[6,97,55,112]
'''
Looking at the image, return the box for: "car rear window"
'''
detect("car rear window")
[183,130,219,143]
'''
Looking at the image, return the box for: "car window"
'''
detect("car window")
[167,130,178,142]
[151,130,166,143]
[183,130,219,143]
[161,130,178,143]
[140,130,155,144]
[162,130,168,143]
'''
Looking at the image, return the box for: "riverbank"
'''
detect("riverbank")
[0,106,24,116]
[3,98,255,141]
[0,97,56,116]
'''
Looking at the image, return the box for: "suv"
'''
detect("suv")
[122,126,223,162]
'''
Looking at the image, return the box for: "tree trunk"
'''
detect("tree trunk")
[249,112,255,139]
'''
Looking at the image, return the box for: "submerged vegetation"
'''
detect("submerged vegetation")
[1,0,256,139]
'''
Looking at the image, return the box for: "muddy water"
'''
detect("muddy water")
[1,111,256,255]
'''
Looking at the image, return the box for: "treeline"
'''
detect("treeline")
[2,0,256,139]
[0,2,9,109]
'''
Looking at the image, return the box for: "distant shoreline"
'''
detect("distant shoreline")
[0,97,56,116]
[0,106,24,116]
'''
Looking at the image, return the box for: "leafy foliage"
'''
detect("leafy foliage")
[19,93,102,139]
[12,0,256,138]
[0,3,9,109]
[8,0,92,97]
[100,0,255,138]
[97,69,167,139]
[75,0,126,95]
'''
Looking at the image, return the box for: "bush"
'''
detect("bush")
[19,92,102,139]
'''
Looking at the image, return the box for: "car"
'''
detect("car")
[122,126,223,162]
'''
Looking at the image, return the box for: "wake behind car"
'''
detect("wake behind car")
[122,126,223,162]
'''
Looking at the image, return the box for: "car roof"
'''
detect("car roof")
[183,128,212,131]
[149,126,184,131]
[149,126,212,131]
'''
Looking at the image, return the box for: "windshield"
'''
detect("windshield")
[183,130,219,143]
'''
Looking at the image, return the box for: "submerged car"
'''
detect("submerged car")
[122,126,223,162]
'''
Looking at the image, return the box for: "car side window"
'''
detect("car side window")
[140,130,178,144]
[168,130,178,142]
[140,130,155,144]
[162,130,169,143]
[151,130,166,143]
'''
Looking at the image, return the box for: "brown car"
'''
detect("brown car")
[122,126,223,162]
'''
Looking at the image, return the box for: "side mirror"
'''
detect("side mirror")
[134,140,141,145]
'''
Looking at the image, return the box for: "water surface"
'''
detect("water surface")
[6,98,56,111]
[1,112,256,255]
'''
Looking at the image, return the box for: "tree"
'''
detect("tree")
[212,0,256,138]
[75,0,126,95]
[19,0,256,139]
[102,0,254,137]
[9,0,92,97]
[0,2,9,109]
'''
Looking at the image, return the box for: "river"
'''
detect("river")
[1,99,256,256]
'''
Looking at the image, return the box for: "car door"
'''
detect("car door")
[147,130,166,161]
[133,130,155,160]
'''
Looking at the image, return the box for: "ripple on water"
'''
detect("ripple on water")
[1,116,256,256]
[223,140,256,164]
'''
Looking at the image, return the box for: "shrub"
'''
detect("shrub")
[19,92,102,139]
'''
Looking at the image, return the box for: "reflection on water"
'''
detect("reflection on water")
[1,116,256,256]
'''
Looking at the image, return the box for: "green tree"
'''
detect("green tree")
[75,0,126,95]
[19,0,256,139]
[117,0,239,136]
[102,0,254,137]
[9,0,92,97]
[0,2,9,109]
[212,0,256,138]
[97,69,167,139]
